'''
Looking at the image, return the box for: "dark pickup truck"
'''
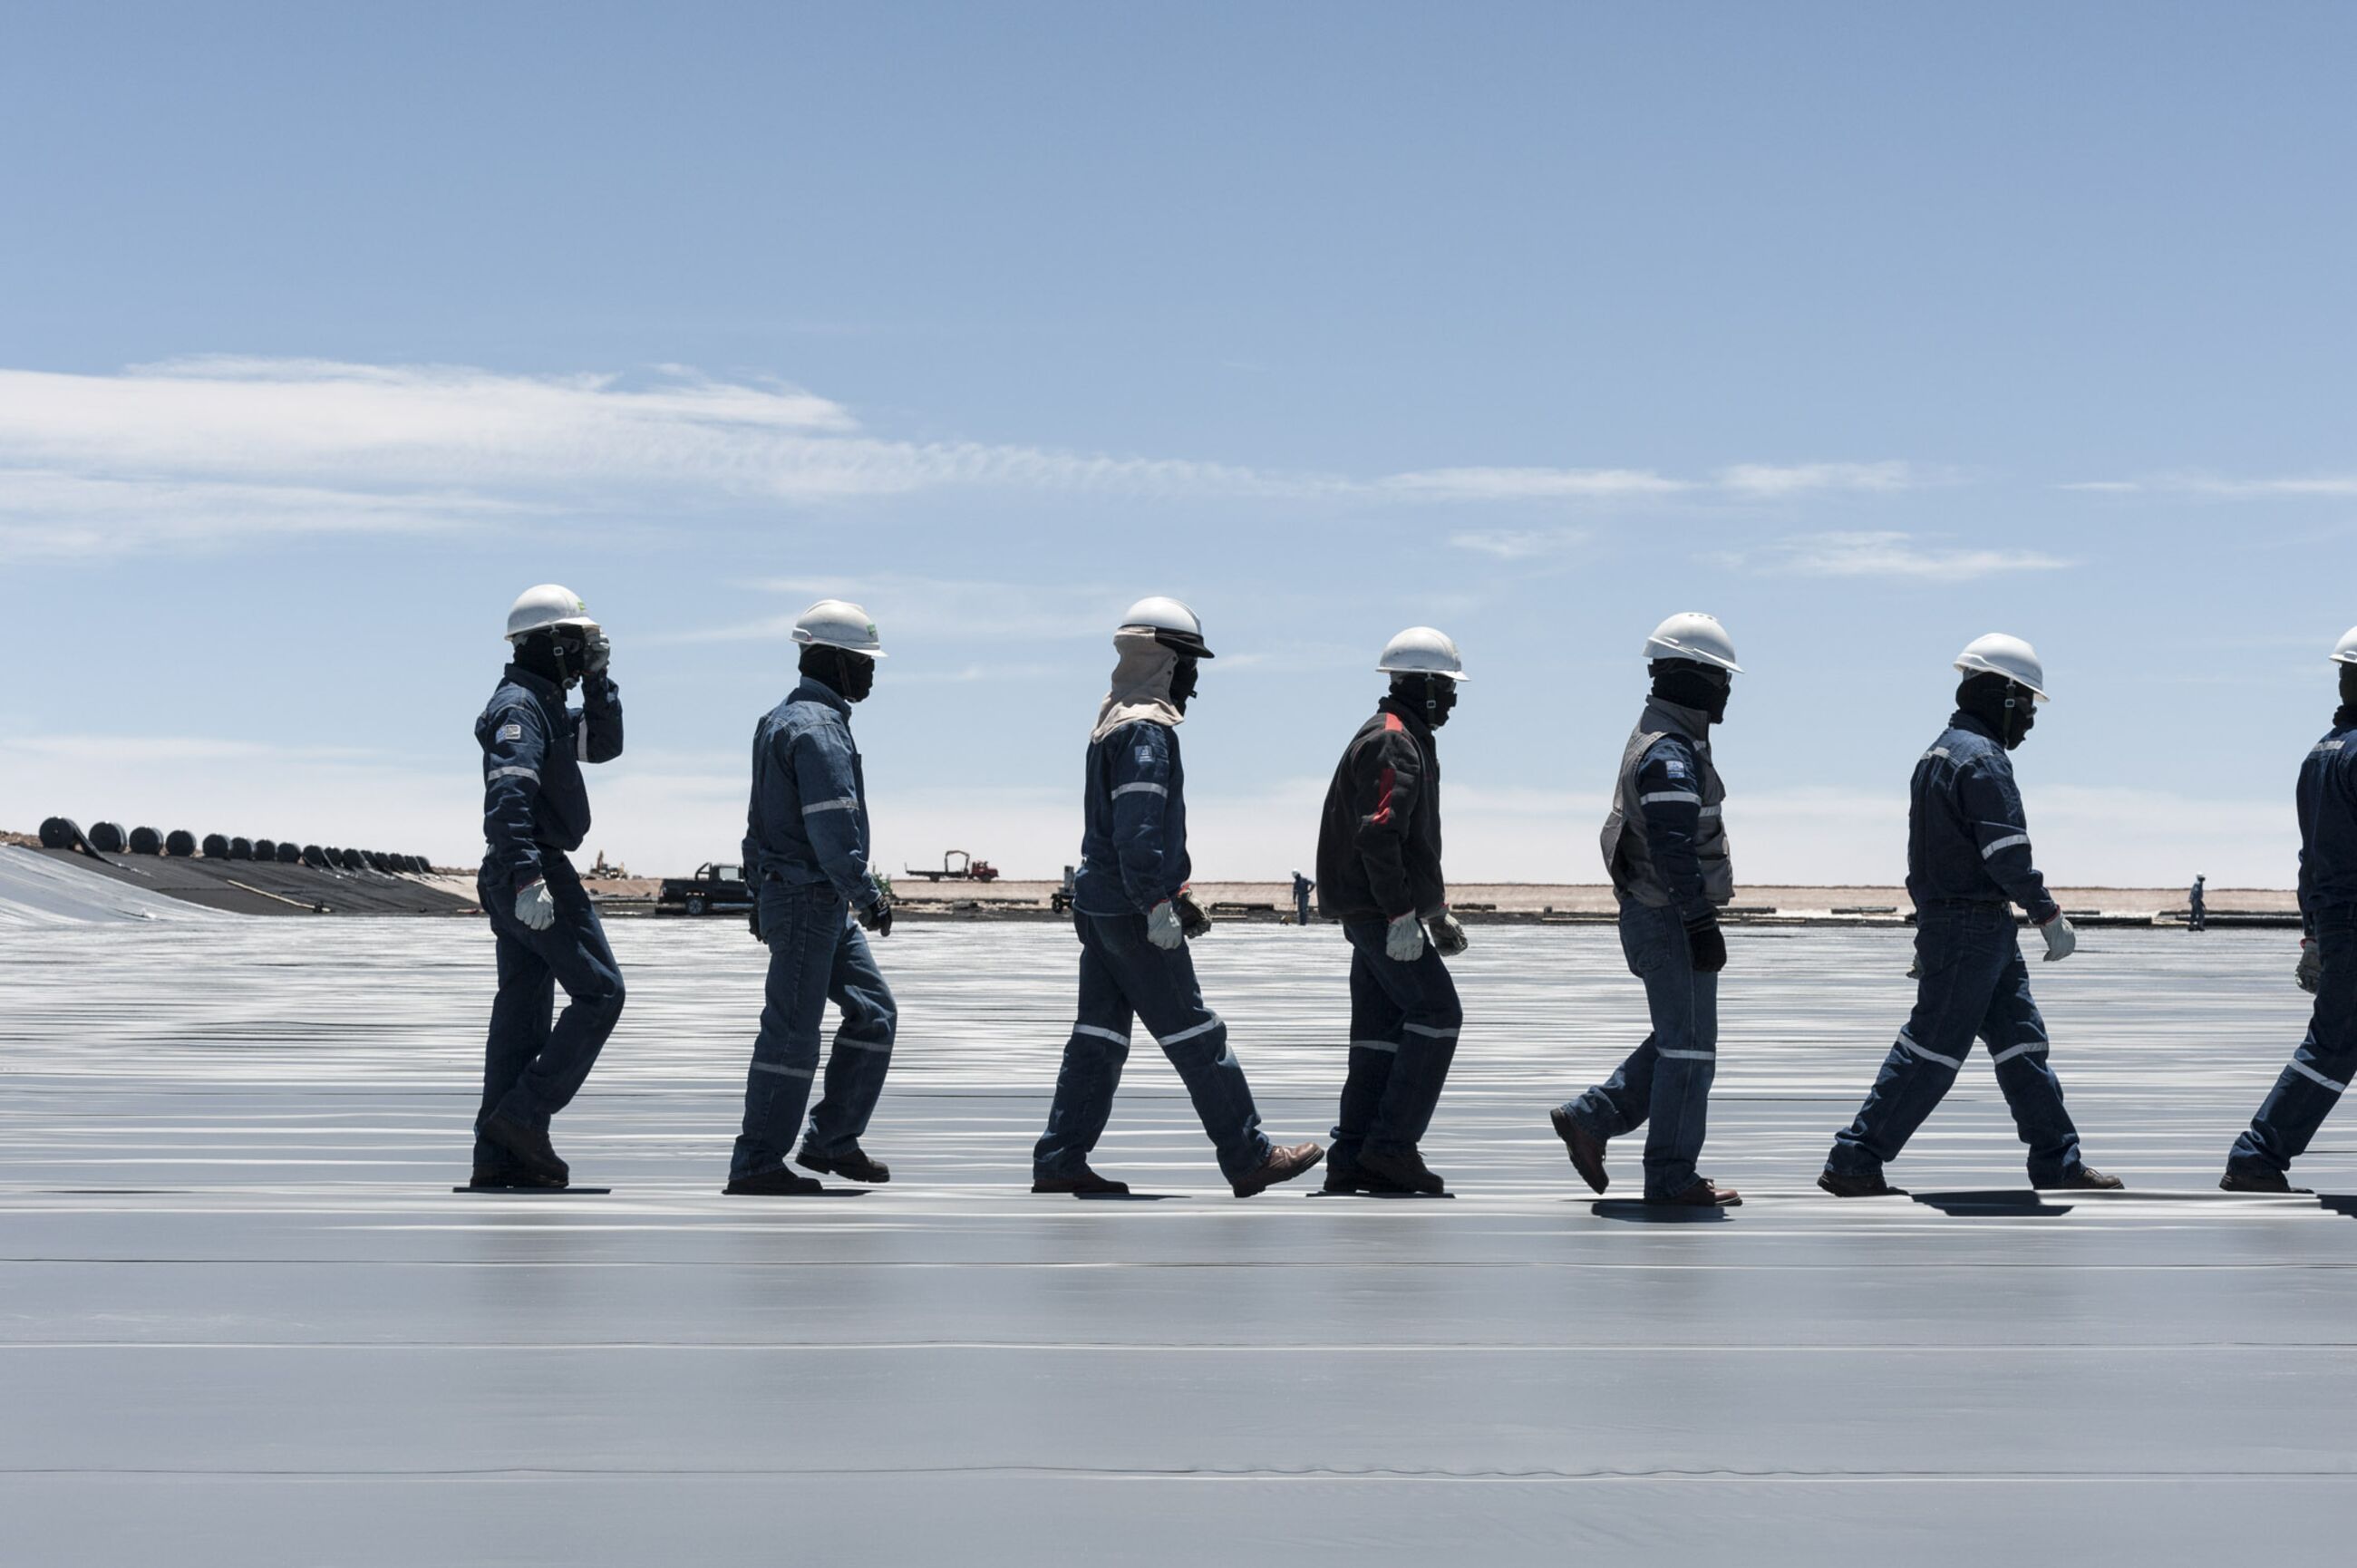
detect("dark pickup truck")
[655,862,753,917]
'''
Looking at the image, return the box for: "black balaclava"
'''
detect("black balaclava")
[2339,663,2357,723]
[1958,672,2036,750]
[513,629,587,690]
[1651,659,1731,724]
[1169,655,1199,714]
[1390,673,1458,728]
[801,644,877,703]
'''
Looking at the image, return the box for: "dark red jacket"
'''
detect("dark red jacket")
[1315,697,1445,923]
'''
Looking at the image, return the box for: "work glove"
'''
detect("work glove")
[1683,911,1727,973]
[514,879,556,933]
[1173,887,1213,938]
[1428,909,1469,957]
[2038,913,2077,963]
[856,895,894,938]
[582,626,612,675]
[2297,938,2322,994]
[1385,909,1426,963]
[1146,898,1186,951]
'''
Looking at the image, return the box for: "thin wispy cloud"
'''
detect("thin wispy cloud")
[2063,471,2357,498]
[0,356,1942,559]
[1712,530,2071,580]
[1448,527,1591,560]
[650,574,1129,646]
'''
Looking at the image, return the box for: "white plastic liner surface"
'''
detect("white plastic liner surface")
[0,918,2350,1564]
[0,846,230,926]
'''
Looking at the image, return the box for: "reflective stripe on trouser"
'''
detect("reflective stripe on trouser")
[730,880,897,1180]
[475,852,624,1174]
[1033,909,1272,1183]
[1827,903,2083,1185]
[1560,896,1718,1198]
[2230,912,2357,1176]
[1332,919,1463,1170]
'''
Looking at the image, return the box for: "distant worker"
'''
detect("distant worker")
[2220,628,2357,1194]
[1549,614,1744,1207]
[470,585,625,1190]
[2188,875,2208,933]
[1292,869,1314,926]
[1032,597,1324,1197]
[1314,627,1469,1195]
[1819,634,2123,1196]
[728,600,899,1195]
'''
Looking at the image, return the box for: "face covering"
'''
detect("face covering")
[1169,657,1199,714]
[2340,663,2357,722]
[801,646,876,703]
[1392,674,1457,727]
[513,631,583,690]
[1651,662,1730,724]
[1958,674,2035,749]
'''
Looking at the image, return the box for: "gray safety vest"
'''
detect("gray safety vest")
[1599,699,1732,908]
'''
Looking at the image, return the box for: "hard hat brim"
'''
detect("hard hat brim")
[1377,663,1467,681]
[793,631,888,657]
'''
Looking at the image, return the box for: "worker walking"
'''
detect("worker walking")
[1292,869,1315,927]
[2189,875,2208,933]
[1819,635,2124,1196]
[1032,597,1324,1197]
[728,601,899,1195]
[1549,614,1744,1206]
[470,586,626,1189]
[2220,628,2357,1194]
[1315,627,1469,1195]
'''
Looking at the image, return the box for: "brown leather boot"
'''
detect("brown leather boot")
[1230,1141,1325,1197]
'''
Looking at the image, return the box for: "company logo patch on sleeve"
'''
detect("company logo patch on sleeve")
[499,722,524,742]
[1135,746,1156,768]
[1663,760,1687,779]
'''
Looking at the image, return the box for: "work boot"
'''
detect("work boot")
[1651,1177,1741,1207]
[2047,1166,2126,1191]
[724,1166,828,1196]
[1818,1167,1906,1198]
[2220,1166,2311,1195]
[798,1144,891,1184]
[1322,1162,1408,1195]
[1032,1166,1130,1195]
[1355,1146,1445,1195]
[480,1111,568,1186]
[1549,1107,1608,1195]
[1231,1140,1326,1198]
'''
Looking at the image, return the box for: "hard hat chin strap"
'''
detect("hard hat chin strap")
[513,630,584,690]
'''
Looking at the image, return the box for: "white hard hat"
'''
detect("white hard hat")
[792,599,887,657]
[1644,612,1741,673]
[2331,626,2357,665]
[506,584,598,642]
[1954,633,2048,700]
[1119,595,1213,657]
[1377,625,1469,682]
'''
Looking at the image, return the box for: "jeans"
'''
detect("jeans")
[1331,920,1461,1175]
[1033,910,1272,1182]
[730,880,897,1181]
[1560,897,1719,1198]
[475,852,624,1175]
[2228,906,2357,1177]
[1826,902,2084,1185]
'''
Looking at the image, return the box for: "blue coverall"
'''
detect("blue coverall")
[2227,711,2357,1178]
[1033,720,1273,1183]
[473,664,626,1177]
[1826,711,2090,1186]
[731,676,897,1183]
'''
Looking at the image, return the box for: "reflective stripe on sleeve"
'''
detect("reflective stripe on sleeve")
[1639,790,1702,806]
[801,798,859,817]
[1111,781,1169,799]
[577,723,590,760]
[487,767,539,783]
[1981,833,2031,858]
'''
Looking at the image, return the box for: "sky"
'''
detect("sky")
[1,1,2352,886]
